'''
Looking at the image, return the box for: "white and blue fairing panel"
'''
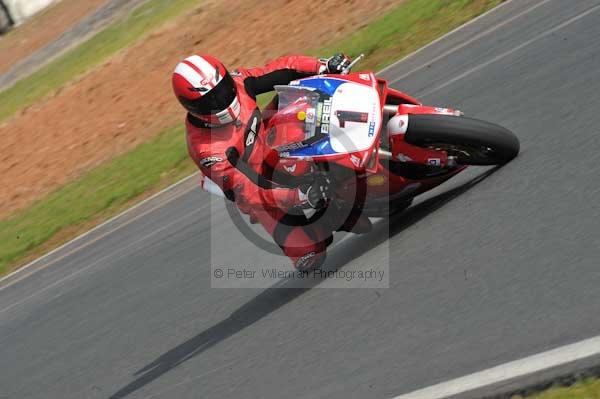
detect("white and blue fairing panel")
[289,76,346,96]
[284,76,381,158]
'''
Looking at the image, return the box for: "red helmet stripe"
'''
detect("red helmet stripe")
[187,55,220,84]
[173,63,205,93]
[182,60,215,89]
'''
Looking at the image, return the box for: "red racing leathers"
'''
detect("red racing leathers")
[186,55,332,270]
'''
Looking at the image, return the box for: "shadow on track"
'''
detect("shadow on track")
[330,166,501,265]
[109,166,500,399]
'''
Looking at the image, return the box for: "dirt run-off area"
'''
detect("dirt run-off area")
[0,0,402,219]
[0,0,108,75]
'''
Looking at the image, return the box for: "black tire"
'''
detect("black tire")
[404,114,520,165]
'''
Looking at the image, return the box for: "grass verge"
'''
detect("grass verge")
[0,126,193,275]
[516,378,600,398]
[1,0,502,276]
[0,0,198,123]
[320,0,502,71]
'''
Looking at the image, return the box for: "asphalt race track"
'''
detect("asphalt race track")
[2,1,600,398]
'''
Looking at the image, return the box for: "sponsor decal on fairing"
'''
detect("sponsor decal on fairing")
[277,141,308,153]
[368,121,376,137]
[283,164,297,174]
[320,99,332,134]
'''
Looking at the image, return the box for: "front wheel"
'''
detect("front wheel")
[404,114,520,165]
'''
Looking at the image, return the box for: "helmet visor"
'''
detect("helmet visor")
[180,72,237,116]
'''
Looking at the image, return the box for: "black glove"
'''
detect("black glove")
[299,176,331,210]
[326,53,352,74]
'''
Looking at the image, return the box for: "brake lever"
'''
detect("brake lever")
[341,53,365,75]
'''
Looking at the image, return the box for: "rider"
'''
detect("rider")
[172,54,372,270]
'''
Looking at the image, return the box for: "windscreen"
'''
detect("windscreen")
[274,85,322,141]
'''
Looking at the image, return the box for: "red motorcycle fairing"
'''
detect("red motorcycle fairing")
[266,72,384,174]
[261,71,470,215]
[381,84,421,106]
[328,160,466,213]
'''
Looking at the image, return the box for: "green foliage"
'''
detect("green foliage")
[0,0,503,275]
[0,0,197,122]
[319,0,502,70]
[517,378,600,399]
[0,125,193,274]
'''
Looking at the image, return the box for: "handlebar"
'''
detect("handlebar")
[341,53,365,75]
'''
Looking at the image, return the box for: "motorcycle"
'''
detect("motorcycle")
[225,54,519,221]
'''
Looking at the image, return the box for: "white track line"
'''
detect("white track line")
[378,0,517,76]
[0,207,205,315]
[418,3,600,97]
[387,5,600,398]
[0,184,195,291]
[5,2,600,394]
[0,0,527,286]
[387,0,553,85]
[391,335,600,399]
[0,173,198,286]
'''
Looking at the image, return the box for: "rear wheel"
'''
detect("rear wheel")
[404,114,520,165]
